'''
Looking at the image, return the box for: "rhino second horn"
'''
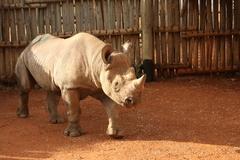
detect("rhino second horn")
[134,74,147,91]
[126,67,136,79]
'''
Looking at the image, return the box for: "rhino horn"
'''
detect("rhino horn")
[134,74,147,91]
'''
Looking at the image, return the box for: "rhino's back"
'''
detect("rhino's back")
[19,34,64,90]
[18,33,106,91]
[53,33,106,90]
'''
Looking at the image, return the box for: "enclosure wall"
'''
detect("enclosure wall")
[0,0,239,81]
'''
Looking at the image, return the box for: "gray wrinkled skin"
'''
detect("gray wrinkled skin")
[15,33,146,138]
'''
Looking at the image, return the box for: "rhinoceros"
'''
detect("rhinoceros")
[15,33,146,138]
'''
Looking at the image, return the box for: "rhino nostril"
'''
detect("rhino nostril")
[125,98,133,106]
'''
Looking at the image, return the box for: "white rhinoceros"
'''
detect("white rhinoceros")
[15,33,146,138]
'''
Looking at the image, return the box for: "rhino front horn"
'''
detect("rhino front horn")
[134,74,147,91]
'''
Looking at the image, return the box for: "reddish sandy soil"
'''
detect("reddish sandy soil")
[1,75,240,160]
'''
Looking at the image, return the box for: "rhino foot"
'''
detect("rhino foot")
[106,129,124,139]
[64,125,84,137]
[50,115,65,124]
[16,107,29,118]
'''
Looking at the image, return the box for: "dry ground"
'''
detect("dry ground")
[1,75,240,160]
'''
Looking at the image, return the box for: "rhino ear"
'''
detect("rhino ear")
[122,40,133,56]
[102,45,113,64]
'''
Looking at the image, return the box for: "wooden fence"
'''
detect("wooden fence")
[0,0,240,81]
[153,0,240,78]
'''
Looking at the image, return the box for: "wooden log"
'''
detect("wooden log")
[192,0,199,69]
[25,0,72,3]
[153,25,197,33]
[134,0,140,67]
[75,0,82,32]
[62,1,74,32]
[167,0,175,77]
[43,3,51,34]
[213,0,219,70]
[89,0,96,30]
[0,8,4,77]
[182,30,240,38]
[30,8,38,38]
[160,0,167,78]
[0,41,30,47]
[129,0,136,64]
[219,0,226,69]
[126,0,134,63]
[0,3,47,9]
[180,0,188,17]
[167,0,174,64]
[188,0,193,68]
[82,0,88,31]
[206,0,213,69]
[115,0,122,50]
[9,5,17,41]
[173,0,180,64]
[102,0,108,30]
[154,0,160,66]
[13,0,22,67]
[181,0,188,66]
[122,0,130,29]
[155,63,189,69]
[122,0,130,45]
[17,7,25,41]
[178,67,239,75]
[3,0,12,77]
[5,48,12,78]
[0,49,4,77]
[96,0,103,30]
[55,2,62,33]
[226,0,233,68]
[3,7,10,42]
[233,0,240,65]
[141,0,153,60]
[48,2,62,33]
[109,0,116,48]
[199,0,206,69]
[49,3,56,33]
[142,0,154,81]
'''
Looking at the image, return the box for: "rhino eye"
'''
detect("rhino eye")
[114,81,120,92]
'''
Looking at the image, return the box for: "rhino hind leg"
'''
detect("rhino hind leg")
[16,88,30,118]
[16,64,36,118]
[46,91,65,124]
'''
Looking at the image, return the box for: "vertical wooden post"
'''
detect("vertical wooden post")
[219,0,225,70]
[206,0,213,70]
[213,0,219,70]
[141,0,153,82]
[233,0,240,68]
[160,0,167,78]
[0,7,4,77]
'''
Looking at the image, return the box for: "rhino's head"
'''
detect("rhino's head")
[100,43,146,108]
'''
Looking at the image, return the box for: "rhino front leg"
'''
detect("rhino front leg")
[61,89,83,137]
[101,96,124,139]
[46,91,65,124]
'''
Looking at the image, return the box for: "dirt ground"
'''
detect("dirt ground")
[1,75,240,160]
